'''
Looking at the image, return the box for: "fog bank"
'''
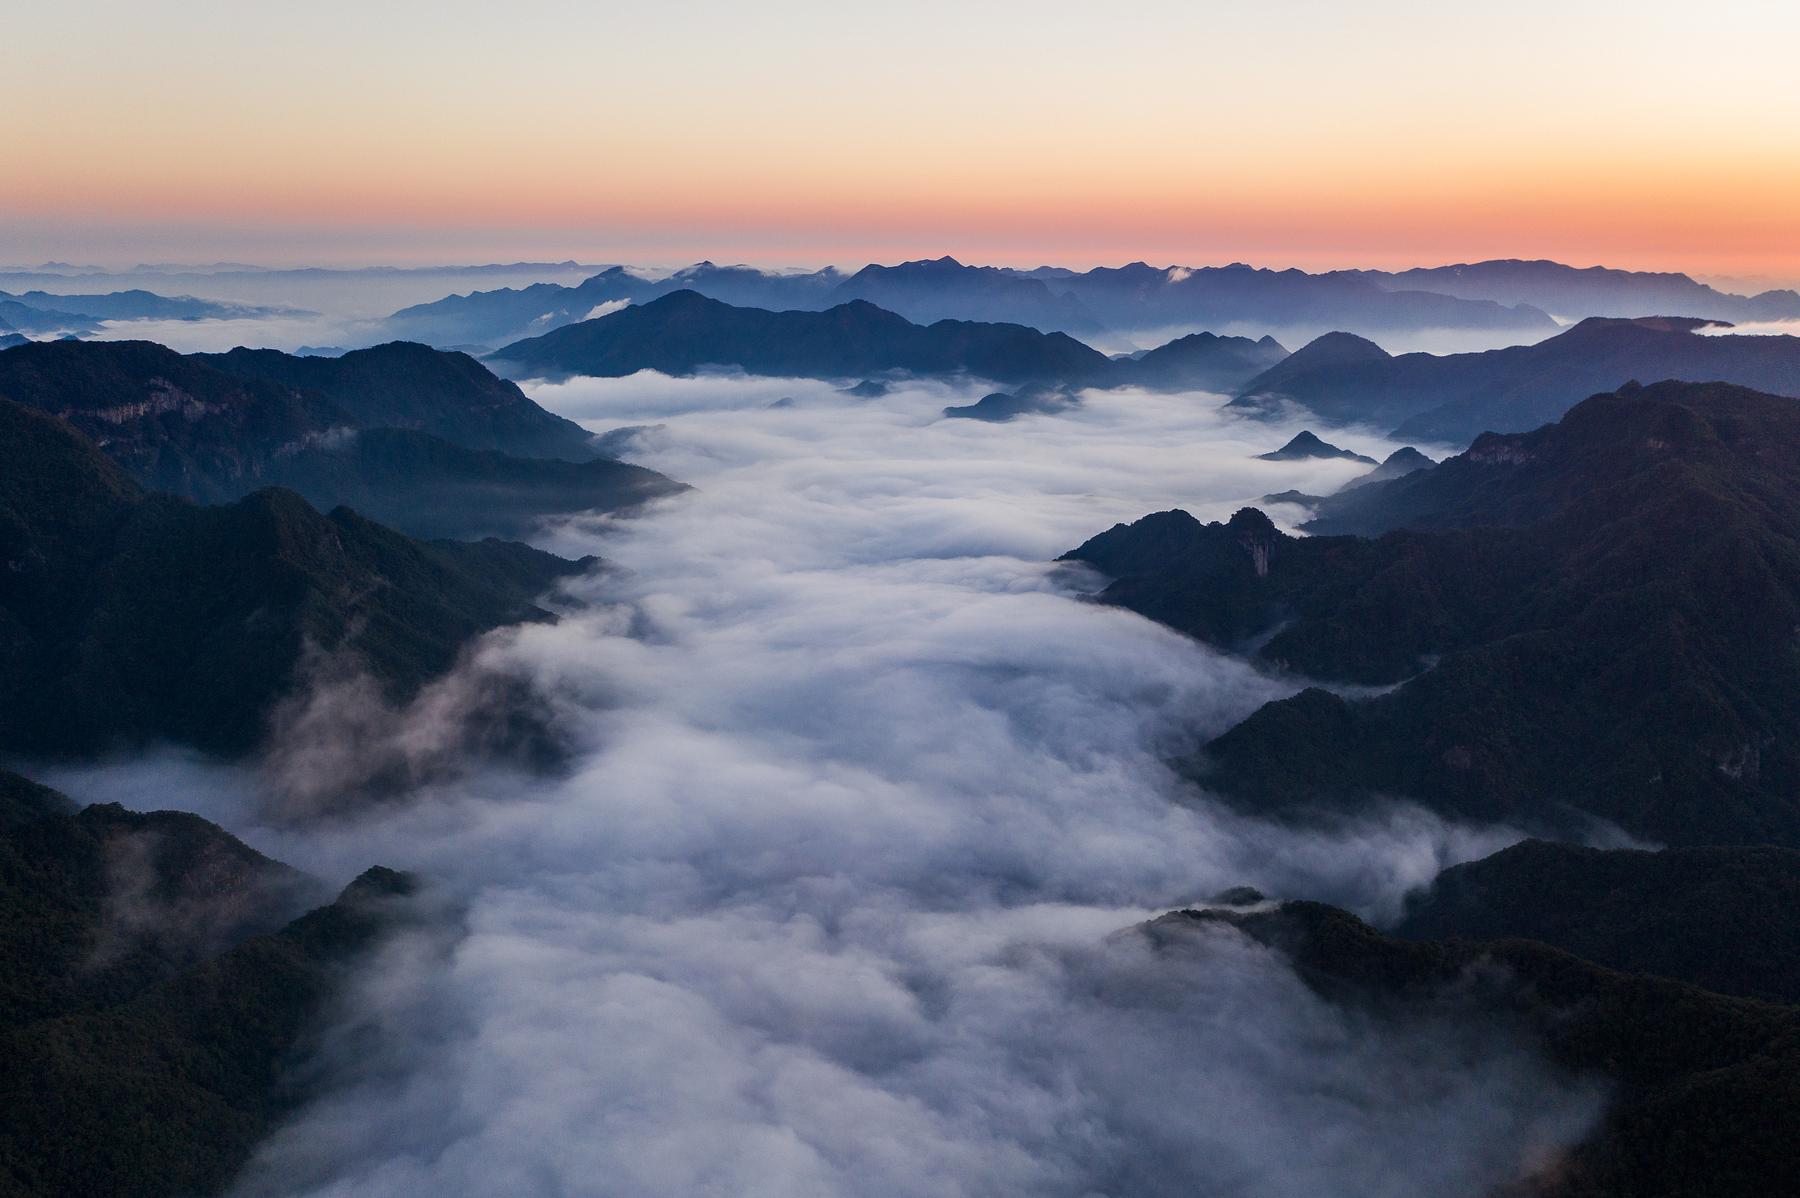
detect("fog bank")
[55,374,1593,1195]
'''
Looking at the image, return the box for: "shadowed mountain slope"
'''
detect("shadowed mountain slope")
[1360,259,1800,324]
[1062,382,1800,846]
[1396,839,1800,1003]
[0,398,593,757]
[492,289,1115,385]
[0,782,418,1198]
[198,341,598,460]
[1147,902,1800,1198]
[0,339,682,538]
[1232,317,1800,445]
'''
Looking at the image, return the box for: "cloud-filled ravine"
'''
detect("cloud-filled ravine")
[48,374,1600,1197]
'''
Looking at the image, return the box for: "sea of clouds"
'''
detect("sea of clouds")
[50,376,1598,1196]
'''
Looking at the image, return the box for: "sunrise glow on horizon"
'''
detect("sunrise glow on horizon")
[8,0,1799,278]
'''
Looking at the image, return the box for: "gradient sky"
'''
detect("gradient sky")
[6,0,1799,276]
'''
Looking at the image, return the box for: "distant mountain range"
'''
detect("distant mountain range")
[0,339,682,539]
[1355,258,1800,324]
[491,290,1299,397]
[1232,316,1800,444]
[0,772,413,1197]
[0,300,101,336]
[381,255,1564,350]
[0,290,293,339]
[470,286,1800,448]
[0,396,595,758]
[1064,380,1800,847]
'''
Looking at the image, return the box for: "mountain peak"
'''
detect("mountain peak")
[1255,430,1378,464]
[1293,331,1391,363]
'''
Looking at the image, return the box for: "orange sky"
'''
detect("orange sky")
[6,0,1799,278]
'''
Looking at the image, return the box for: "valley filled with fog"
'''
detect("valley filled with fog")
[44,374,1602,1197]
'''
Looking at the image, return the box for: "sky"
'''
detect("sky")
[6,0,1800,276]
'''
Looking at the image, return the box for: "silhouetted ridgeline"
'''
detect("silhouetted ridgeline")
[1356,259,1800,324]
[0,338,684,539]
[492,289,1117,385]
[1064,382,1800,847]
[1232,316,1800,444]
[382,255,1562,349]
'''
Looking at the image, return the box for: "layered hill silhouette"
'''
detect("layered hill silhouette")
[1232,316,1800,444]
[831,256,1107,335]
[382,256,1560,349]
[1146,901,1800,1198]
[0,339,682,539]
[1109,329,1289,392]
[0,774,415,1197]
[0,398,594,757]
[1357,259,1800,324]
[0,300,100,336]
[1339,446,1435,489]
[1063,382,1800,846]
[492,289,1298,395]
[492,289,1116,385]
[1037,259,1556,340]
[1254,430,1375,463]
[0,287,289,324]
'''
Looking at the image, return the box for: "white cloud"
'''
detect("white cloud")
[582,299,632,321]
[51,373,1597,1197]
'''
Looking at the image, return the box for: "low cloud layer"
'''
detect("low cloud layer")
[57,374,1596,1195]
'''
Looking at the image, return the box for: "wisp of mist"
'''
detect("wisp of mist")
[55,375,1600,1196]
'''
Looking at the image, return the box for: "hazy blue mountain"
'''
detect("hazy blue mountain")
[1358,258,1800,323]
[1109,329,1289,392]
[378,266,664,347]
[0,288,292,322]
[0,300,100,336]
[1254,430,1376,463]
[1028,261,1558,340]
[490,289,1297,395]
[375,263,844,349]
[830,256,1106,335]
[660,261,844,309]
[381,256,1580,350]
[1233,316,1800,444]
[941,385,1078,422]
[492,290,1114,384]
[1232,330,1390,403]
[1338,446,1436,490]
